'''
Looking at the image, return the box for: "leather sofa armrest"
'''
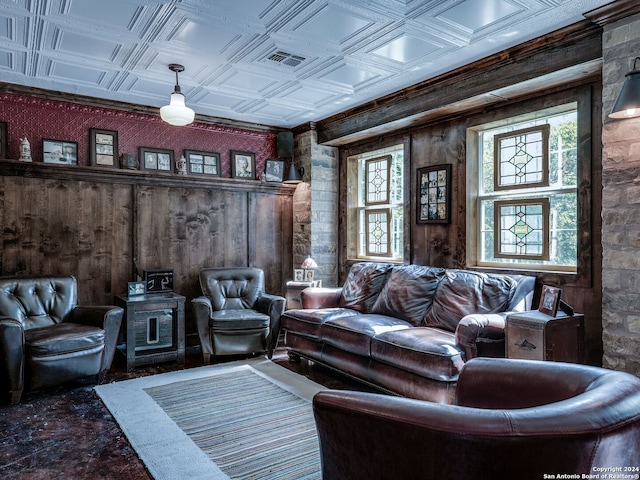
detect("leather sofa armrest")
[192,296,214,359]
[454,313,507,360]
[255,293,286,358]
[69,305,124,372]
[300,287,342,309]
[0,317,25,404]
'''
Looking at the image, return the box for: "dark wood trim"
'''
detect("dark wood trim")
[0,159,295,195]
[313,22,603,146]
[583,0,640,26]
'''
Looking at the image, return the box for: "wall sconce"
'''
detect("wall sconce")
[160,64,195,126]
[284,163,304,184]
[609,57,640,119]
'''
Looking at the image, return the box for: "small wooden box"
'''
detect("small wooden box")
[506,310,585,363]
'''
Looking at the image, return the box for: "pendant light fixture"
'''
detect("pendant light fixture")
[284,163,304,184]
[160,64,195,126]
[609,57,640,119]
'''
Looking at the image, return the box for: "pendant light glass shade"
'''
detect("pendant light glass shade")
[609,57,640,119]
[160,64,195,126]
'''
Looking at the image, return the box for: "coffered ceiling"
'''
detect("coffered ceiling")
[0,0,613,128]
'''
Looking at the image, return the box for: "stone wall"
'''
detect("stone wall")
[293,125,339,286]
[601,12,640,376]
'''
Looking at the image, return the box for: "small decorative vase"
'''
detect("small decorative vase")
[176,155,187,175]
[19,137,32,162]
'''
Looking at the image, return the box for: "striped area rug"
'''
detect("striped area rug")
[95,358,325,480]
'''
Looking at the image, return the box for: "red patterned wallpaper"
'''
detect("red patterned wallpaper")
[0,93,277,177]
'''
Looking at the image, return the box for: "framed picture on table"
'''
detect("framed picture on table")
[90,129,119,168]
[538,285,562,317]
[43,139,78,165]
[184,149,221,177]
[231,150,255,179]
[139,147,174,173]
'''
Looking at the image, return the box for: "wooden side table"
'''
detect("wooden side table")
[114,292,186,371]
[506,310,585,363]
[285,280,322,309]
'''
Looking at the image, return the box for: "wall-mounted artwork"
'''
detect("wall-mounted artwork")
[416,164,451,224]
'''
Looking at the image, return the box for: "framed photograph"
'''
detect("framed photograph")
[139,147,174,173]
[0,122,7,159]
[184,149,220,177]
[89,128,119,168]
[293,269,304,282]
[416,164,451,224]
[538,285,562,317]
[265,159,285,182]
[304,269,314,282]
[143,269,174,293]
[127,281,146,297]
[231,150,255,179]
[43,139,78,165]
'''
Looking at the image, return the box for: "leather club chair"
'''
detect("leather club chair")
[192,267,286,363]
[313,357,640,480]
[0,275,123,404]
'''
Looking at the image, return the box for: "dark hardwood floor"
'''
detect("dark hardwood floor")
[0,342,375,479]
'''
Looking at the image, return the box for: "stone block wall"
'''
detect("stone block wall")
[293,126,339,286]
[601,12,640,376]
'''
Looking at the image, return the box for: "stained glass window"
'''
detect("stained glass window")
[365,156,390,205]
[494,199,550,260]
[494,125,549,190]
[365,209,391,256]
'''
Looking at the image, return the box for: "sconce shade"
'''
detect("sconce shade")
[609,57,640,119]
[160,64,195,126]
[301,256,317,269]
[284,163,304,184]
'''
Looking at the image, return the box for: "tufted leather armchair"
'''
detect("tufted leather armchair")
[313,357,640,480]
[0,275,123,404]
[192,267,286,363]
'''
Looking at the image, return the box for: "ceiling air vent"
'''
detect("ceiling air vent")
[267,51,305,67]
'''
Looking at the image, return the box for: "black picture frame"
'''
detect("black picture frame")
[231,150,255,179]
[143,269,174,293]
[0,122,7,159]
[538,285,562,317]
[139,147,174,173]
[127,281,146,297]
[90,128,119,168]
[416,164,451,224]
[42,139,78,165]
[265,159,285,182]
[184,149,221,177]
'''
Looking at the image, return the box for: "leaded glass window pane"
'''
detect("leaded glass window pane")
[494,199,550,260]
[494,125,549,190]
[365,155,390,205]
[365,209,391,256]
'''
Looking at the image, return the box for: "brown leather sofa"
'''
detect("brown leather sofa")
[282,263,535,402]
[0,275,123,404]
[192,267,286,362]
[313,357,640,480]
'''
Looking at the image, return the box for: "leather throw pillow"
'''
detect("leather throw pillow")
[339,262,392,313]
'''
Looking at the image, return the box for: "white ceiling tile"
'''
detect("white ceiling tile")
[295,5,372,44]
[438,0,522,32]
[321,64,379,88]
[372,34,440,63]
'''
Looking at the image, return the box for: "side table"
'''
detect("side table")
[114,292,186,371]
[506,310,585,363]
[285,280,322,309]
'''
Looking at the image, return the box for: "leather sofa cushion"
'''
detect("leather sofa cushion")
[371,328,465,382]
[211,309,270,330]
[424,270,516,333]
[339,263,392,312]
[371,265,444,326]
[282,308,359,339]
[25,323,105,357]
[321,314,412,357]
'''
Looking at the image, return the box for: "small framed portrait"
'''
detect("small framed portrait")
[304,269,314,282]
[127,281,146,297]
[139,147,174,173]
[538,285,562,317]
[184,149,221,177]
[89,128,119,168]
[231,150,255,179]
[416,164,451,224]
[293,269,304,282]
[265,159,285,182]
[43,139,78,165]
[0,122,7,159]
[143,269,174,293]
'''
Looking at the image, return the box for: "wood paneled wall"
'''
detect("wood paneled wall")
[0,161,293,337]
